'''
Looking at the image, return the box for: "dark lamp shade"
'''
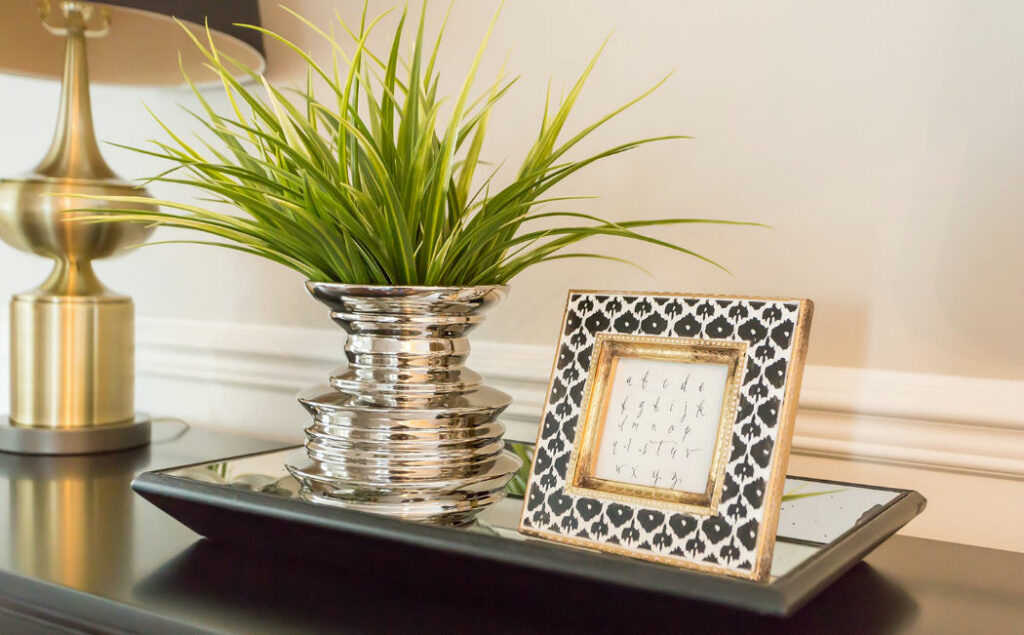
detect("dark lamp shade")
[0,0,265,85]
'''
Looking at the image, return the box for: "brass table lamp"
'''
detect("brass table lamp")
[0,1,264,454]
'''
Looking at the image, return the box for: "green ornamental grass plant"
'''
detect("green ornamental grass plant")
[86,3,759,285]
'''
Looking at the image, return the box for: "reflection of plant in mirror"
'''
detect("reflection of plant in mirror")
[778,485,845,503]
[506,442,534,497]
[206,462,229,479]
[80,3,761,285]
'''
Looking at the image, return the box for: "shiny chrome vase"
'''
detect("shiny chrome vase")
[285,283,522,526]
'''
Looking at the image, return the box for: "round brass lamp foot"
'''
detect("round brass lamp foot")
[0,413,151,455]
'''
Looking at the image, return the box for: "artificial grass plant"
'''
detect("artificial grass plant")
[84,3,759,285]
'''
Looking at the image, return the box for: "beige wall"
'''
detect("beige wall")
[259,0,1024,380]
[0,1,1021,549]
[1,0,1022,379]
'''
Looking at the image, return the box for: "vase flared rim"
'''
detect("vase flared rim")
[305,281,509,314]
[305,281,509,294]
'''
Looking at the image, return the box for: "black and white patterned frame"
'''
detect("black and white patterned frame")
[518,291,813,580]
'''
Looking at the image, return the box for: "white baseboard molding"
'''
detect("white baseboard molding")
[133,317,1024,481]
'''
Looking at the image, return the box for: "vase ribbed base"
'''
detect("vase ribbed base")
[285,449,521,526]
[285,284,521,526]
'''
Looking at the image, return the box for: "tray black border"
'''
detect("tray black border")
[132,446,926,617]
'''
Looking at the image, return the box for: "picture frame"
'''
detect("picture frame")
[518,290,814,581]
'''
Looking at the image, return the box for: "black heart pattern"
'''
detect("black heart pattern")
[737,318,768,344]
[557,344,574,369]
[765,359,788,388]
[569,380,585,407]
[674,314,701,337]
[771,320,794,348]
[737,395,754,422]
[548,379,565,405]
[640,313,667,334]
[607,503,633,527]
[542,412,559,438]
[758,397,780,427]
[613,311,639,332]
[737,518,759,550]
[669,514,698,538]
[576,346,592,371]
[701,516,730,544]
[721,474,739,502]
[548,493,572,515]
[637,509,665,533]
[751,437,774,468]
[533,447,551,474]
[743,478,766,507]
[527,486,545,510]
[561,416,577,442]
[553,452,570,479]
[576,498,602,521]
[730,436,747,461]
[564,310,580,335]
[743,360,762,385]
[584,311,610,333]
[706,315,734,338]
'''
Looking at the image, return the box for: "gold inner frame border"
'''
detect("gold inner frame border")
[565,333,748,516]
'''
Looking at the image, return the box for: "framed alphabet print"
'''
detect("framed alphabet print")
[518,291,813,581]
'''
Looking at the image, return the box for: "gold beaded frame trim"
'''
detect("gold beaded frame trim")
[565,333,746,516]
[519,290,814,582]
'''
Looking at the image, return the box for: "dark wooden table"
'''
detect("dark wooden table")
[0,422,1020,634]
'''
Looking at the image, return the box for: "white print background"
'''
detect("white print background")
[592,358,729,493]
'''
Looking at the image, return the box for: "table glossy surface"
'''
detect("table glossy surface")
[0,423,1021,634]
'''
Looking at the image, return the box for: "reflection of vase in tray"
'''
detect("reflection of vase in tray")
[286,283,522,526]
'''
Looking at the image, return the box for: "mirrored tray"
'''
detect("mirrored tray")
[132,442,925,616]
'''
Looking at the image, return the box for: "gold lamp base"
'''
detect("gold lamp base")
[0,274,152,455]
[11,281,133,426]
[0,414,150,455]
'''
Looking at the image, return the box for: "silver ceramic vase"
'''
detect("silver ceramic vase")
[285,283,522,526]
